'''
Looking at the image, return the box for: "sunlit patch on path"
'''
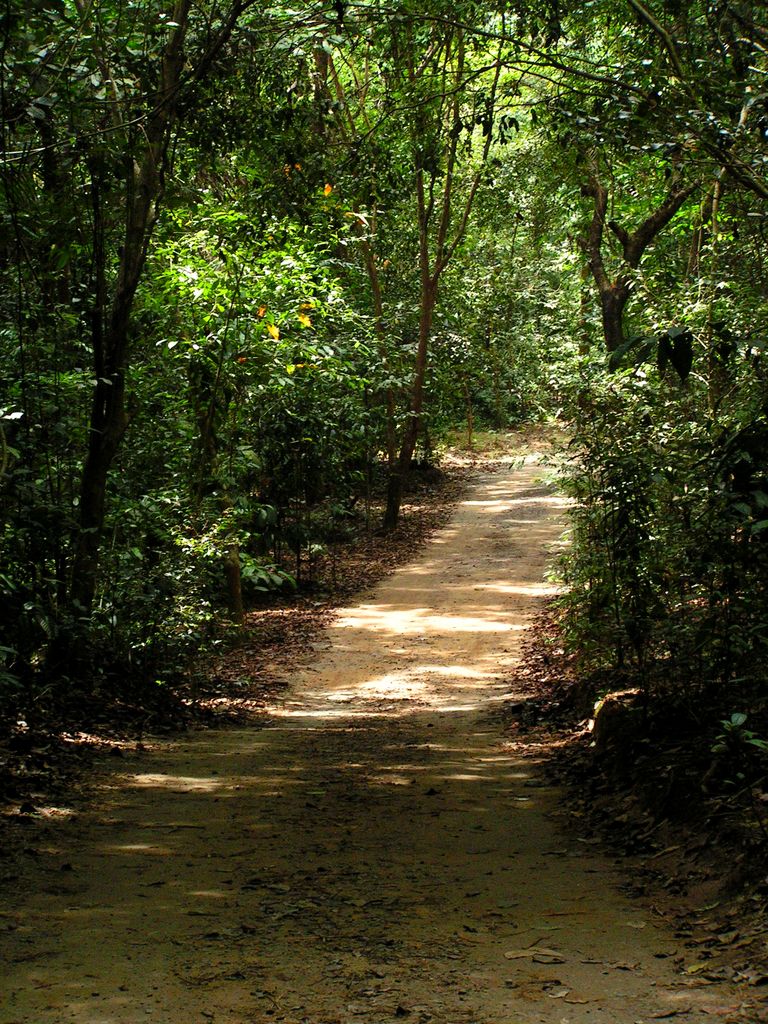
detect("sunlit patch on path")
[266,470,572,720]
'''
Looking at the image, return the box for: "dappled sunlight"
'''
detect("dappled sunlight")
[285,471,568,721]
[434,702,485,712]
[108,723,546,837]
[126,771,307,793]
[441,772,487,781]
[369,772,418,785]
[461,493,566,511]
[274,706,387,719]
[500,516,553,526]
[414,664,493,679]
[422,526,459,546]
[104,842,174,855]
[333,606,526,635]
[130,773,223,792]
[0,468,582,1020]
[273,654,520,716]
[473,582,564,597]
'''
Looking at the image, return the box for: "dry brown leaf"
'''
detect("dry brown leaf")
[505,946,566,964]
[685,962,711,974]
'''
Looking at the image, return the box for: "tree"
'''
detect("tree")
[581,160,698,352]
[1,0,261,653]
[304,4,507,528]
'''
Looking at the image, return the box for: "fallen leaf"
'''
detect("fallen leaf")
[649,844,683,859]
[685,962,711,974]
[505,946,566,964]
[547,987,570,999]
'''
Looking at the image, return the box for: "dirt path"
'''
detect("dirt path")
[1,462,753,1023]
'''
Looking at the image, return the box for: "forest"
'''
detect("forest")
[1,0,767,776]
[3,2,768,1019]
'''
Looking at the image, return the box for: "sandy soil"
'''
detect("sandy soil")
[0,461,757,1023]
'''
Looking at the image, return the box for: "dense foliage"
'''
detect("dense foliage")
[0,0,766,731]
[555,2,768,717]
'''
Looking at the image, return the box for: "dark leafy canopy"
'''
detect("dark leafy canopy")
[0,0,766,728]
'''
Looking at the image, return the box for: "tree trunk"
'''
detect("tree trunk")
[380,30,501,532]
[68,2,193,617]
[383,278,437,531]
[358,237,398,468]
[463,378,474,450]
[223,543,244,625]
[599,283,631,353]
[70,373,130,612]
[67,0,257,622]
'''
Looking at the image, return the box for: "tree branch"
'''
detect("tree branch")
[625,0,688,81]
[581,174,611,294]
[625,180,699,266]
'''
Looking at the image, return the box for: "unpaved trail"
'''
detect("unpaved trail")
[1,462,753,1023]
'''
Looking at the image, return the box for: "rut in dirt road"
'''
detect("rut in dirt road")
[0,462,753,1024]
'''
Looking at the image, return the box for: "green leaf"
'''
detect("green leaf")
[658,327,693,382]
[657,332,672,376]
[608,334,648,371]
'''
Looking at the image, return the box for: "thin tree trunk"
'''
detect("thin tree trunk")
[358,237,398,468]
[383,278,438,531]
[68,1,257,622]
[222,521,244,627]
[69,2,193,617]
[463,378,474,450]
